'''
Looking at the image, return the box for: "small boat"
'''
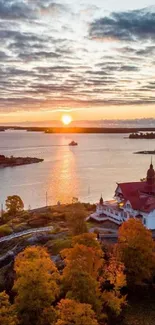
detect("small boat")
[69,141,78,146]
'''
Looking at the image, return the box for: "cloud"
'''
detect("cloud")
[89,7,155,41]
[0,3,155,115]
[0,0,35,20]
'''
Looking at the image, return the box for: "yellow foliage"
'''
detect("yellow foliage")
[14,246,60,325]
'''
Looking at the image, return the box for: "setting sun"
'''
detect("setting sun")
[62,114,72,125]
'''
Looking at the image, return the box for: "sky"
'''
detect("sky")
[1,0,155,123]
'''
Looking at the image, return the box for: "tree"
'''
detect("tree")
[72,233,101,249]
[0,291,18,325]
[66,204,88,236]
[56,299,100,325]
[6,195,24,215]
[116,219,155,285]
[62,243,103,280]
[14,246,60,325]
[101,256,127,316]
[61,244,104,312]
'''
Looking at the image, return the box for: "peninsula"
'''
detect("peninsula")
[0,155,44,168]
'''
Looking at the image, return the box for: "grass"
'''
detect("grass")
[0,224,13,236]
[45,237,72,255]
[122,291,155,325]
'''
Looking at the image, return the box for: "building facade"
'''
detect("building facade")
[88,162,155,229]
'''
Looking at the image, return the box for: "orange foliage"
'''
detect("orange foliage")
[62,243,104,280]
[102,256,127,316]
[116,219,155,284]
[72,232,101,249]
[0,291,18,325]
[61,243,103,312]
[56,299,100,325]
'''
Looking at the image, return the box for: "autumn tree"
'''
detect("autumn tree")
[61,243,103,312]
[62,243,103,281]
[6,195,24,215]
[101,256,127,316]
[56,299,100,325]
[0,291,18,325]
[116,219,155,285]
[14,246,60,325]
[72,232,100,249]
[66,204,88,235]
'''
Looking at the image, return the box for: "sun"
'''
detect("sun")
[62,114,72,125]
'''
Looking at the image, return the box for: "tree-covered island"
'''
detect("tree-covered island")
[0,155,44,168]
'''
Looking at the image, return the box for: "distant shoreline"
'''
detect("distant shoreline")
[1,126,155,134]
[134,151,155,155]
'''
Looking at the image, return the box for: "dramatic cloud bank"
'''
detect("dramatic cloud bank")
[0,0,155,116]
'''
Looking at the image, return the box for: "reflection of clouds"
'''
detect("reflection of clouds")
[48,142,80,204]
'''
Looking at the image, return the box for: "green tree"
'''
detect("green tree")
[116,219,155,285]
[0,291,18,325]
[6,195,24,215]
[14,246,60,325]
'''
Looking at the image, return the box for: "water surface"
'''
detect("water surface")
[0,130,154,209]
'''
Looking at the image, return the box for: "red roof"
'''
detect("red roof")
[117,182,155,213]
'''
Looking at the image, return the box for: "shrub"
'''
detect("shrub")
[0,224,13,237]
[46,238,72,255]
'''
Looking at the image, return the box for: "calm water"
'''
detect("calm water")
[0,130,154,209]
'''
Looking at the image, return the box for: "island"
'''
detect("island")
[0,155,44,168]
[134,150,155,155]
[129,132,155,139]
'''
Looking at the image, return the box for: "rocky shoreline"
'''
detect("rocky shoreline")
[0,155,44,168]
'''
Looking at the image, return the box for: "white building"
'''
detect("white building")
[88,162,155,229]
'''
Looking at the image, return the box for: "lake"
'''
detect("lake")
[0,130,154,209]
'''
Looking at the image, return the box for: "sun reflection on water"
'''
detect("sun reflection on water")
[48,143,80,204]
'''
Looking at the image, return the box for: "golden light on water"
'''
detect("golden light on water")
[62,114,72,125]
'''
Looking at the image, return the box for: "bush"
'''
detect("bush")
[46,238,72,255]
[0,224,13,237]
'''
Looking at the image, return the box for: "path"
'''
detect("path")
[0,226,53,243]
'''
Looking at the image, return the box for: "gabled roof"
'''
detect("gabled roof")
[117,182,155,213]
[117,182,155,197]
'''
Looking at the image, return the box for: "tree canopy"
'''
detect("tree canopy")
[56,299,99,325]
[0,291,18,325]
[66,204,88,235]
[5,195,24,215]
[116,219,155,285]
[14,246,60,325]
